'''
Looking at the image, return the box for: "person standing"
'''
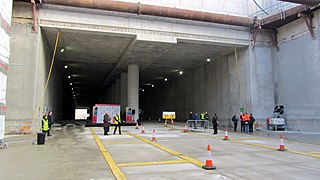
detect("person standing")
[212,113,218,134]
[41,115,50,136]
[200,112,205,127]
[193,113,199,129]
[249,113,255,132]
[103,111,111,135]
[232,112,239,132]
[113,112,122,135]
[240,113,244,132]
[204,112,210,129]
[47,111,53,136]
[189,111,193,127]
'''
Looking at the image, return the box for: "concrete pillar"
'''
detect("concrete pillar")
[120,73,128,111]
[127,64,139,120]
[115,79,121,104]
[111,83,116,103]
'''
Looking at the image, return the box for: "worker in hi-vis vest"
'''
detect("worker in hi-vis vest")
[200,112,205,127]
[113,112,122,135]
[41,115,50,136]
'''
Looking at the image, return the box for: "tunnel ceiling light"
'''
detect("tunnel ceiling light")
[164,78,168,81]
[179,71,183,75]
[64,65,68,69]
[151,84,154,88]
[142,89,145,92]
[68,76,71,79]
[71,88,74,90]
[60,48,65,53]
[70,83,72,85]
[207,58,211,62]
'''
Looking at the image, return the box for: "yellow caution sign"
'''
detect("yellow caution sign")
[162,112,176,119]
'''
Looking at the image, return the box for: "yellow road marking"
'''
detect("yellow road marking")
[126,132,205,167]
[189,131,320,159]
[90,128,126,180]
[307,152,320,154]
[118,160,188,167]
[179,155,205,167]
[127,132,181,155]
[104,141,144,145]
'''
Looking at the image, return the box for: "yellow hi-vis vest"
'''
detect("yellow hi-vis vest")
[114,115,120,124]
[41,118,49,131]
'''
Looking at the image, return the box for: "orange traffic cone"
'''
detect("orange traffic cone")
[223,128,229,140]
[202,145,216,170]
[183,125,189,133]
[277,134,287,151]
[135,122,139,129]
[141,124,145,133]
[151,129,157,141]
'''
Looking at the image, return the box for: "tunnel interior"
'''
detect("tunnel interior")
[42,27,245,121]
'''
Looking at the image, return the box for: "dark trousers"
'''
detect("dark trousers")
[113,124,121,134]
[213,124,218,134]
[241,121,244,132]
[48,124,52,136]
[249,123,253,132]
[42,130,48,136]
[233,121,238,132]
[104,126,110,135]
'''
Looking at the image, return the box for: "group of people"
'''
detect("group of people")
[231,112,255,133]
[41,111,54,136]
[102,111,122,135]
[188,111,219,134]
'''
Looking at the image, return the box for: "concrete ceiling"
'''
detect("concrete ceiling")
[42,27,241,107]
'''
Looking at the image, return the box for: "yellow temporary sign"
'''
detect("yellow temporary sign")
[162,112,176,119]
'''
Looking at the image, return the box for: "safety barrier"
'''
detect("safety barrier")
[186,120,209,132]
[2,119,40,145]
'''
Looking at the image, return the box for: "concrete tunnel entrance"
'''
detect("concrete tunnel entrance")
[40,27,246,122]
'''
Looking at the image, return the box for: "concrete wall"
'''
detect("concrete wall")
[6,2,66,123]
[275,10,320,131]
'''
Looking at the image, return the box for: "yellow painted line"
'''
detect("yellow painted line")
[190,131,320,159]
[179,155,205,167]
[127,132,181,155]
[90,128,126,180]
[126,132,205,167]
[307,152,320,154]
[118,159,188,167]
[104,141,144,145]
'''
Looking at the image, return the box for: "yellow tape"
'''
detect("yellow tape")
[90,128,126,180]
[118,160,188,167]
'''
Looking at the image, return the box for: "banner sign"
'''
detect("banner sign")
[162,111,176,119]
[0,72,7,104]
[0,0,13,26]
[93,104,121,124]
[0,28,10,64]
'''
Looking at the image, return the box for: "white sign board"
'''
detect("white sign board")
[75,109,89,120]
[0,28,10,63]
[0,72,7,104]
[96,104,120,124]
[0,115,4,140]
[0,0,13,25]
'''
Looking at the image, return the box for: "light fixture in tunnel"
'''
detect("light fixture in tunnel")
[60,48,65,53]
[70,83,72,85]
[142,89,145,92]
[151,84,154,88]
[179,71,183,75]
[68,76,71,79]
[164,78,168,81]
[207,58,211,62]
[64,65,68,69]
[71,87,74,90]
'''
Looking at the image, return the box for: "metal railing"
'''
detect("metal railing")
[186,120,209,132]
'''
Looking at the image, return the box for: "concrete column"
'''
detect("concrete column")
[111,83,116,103]
[115,79,121,104]
[120,73,128,111]
[127,64,139,120]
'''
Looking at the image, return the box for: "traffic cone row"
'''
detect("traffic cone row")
[135,122,139,129]
[223,128,229,140]
[277,134,287,151]
[202,145,216,170]
[151,129,157,141]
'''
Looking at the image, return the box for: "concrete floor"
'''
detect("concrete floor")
[1,121,320,180]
